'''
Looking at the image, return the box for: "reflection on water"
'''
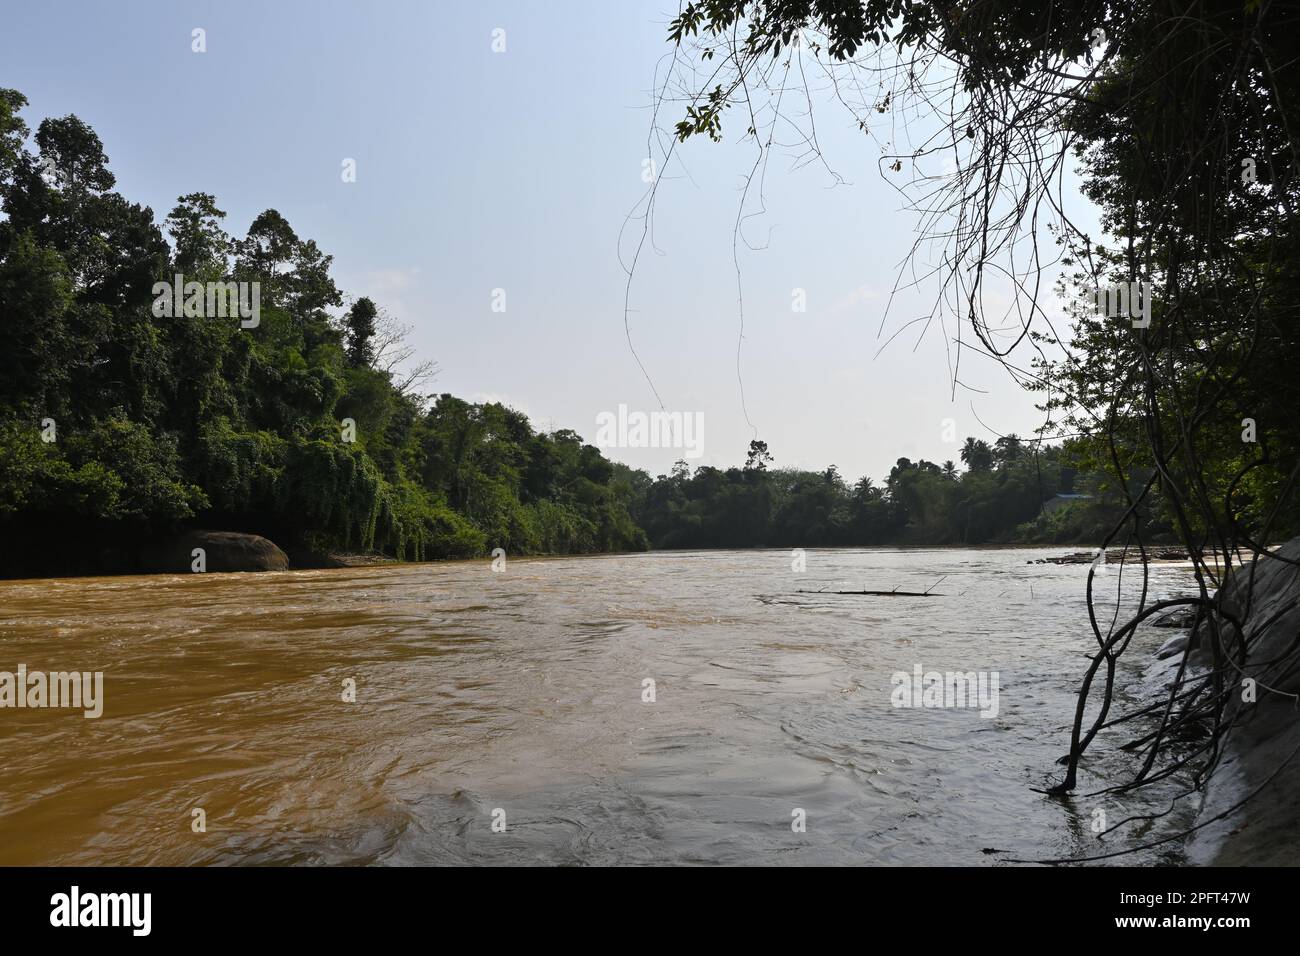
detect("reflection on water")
[0,548,1197,865]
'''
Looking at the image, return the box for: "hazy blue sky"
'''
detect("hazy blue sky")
[1,0,1095,482]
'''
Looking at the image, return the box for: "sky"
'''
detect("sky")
[0,0,1098,483]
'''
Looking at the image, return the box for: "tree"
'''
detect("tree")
[0,89,30,183]
[959,438,993,473]
[743,438,773,471]
[165,192,230,276]
[368,306,439,399]
[33,115,114,196]
[344,296,378,368]
[236,209,297,282]
[993,435,1023,468]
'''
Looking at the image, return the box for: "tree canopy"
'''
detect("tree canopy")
[0,91,648,574]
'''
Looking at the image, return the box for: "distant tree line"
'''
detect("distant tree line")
[623,436,1152,550]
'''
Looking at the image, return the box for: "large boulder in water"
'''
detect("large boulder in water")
[139,530,290,573]
[1154,633,1190,660]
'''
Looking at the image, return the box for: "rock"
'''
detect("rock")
[139,530,289,573]
[1033,547,1192,565]
[1030,551,1097,565]
[1155,634,1190,660]
[1152,607,1199,628]
[1187,537,1300,864]
[281,548,398,569]
[325,552,400,568]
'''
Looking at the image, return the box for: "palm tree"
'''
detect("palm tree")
[959,437,993,472]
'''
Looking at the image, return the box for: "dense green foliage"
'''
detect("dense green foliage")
[0,91,648,574]
[628,437,1130,549]
[1034,1,1300,546]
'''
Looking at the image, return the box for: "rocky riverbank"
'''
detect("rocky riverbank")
[1030,547,1191,565]
[1177,537,1300,864]
[0,527,417,578]
[0,529,293,578]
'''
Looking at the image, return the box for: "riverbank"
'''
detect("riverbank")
[0,528,624,580]
[0,534,1191,581]
[1184,536,1300,864]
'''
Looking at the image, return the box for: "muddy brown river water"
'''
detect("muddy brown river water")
[0,547,1199,865]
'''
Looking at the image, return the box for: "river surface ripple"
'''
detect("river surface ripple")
[0,547,1198,865]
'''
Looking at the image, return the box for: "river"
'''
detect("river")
[0,547,1200,865]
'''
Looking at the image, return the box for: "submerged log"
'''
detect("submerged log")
[798,589,943,597]
[798,575,947,597]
